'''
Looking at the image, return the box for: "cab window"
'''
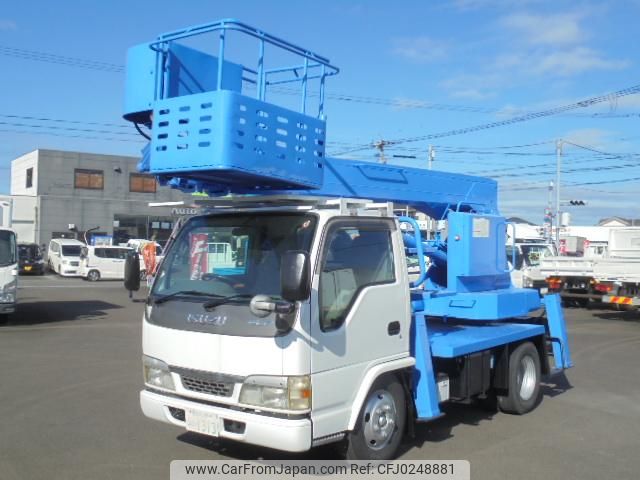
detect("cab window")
[319,221,396,332]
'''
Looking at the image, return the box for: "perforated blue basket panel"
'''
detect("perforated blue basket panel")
[150,90,326,189]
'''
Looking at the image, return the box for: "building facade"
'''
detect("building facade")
[9,149,192,247]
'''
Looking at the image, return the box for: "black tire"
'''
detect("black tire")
[0,314,8,325]
[345,375,406,460]
[86,270,100,282]
[497,342,541,415]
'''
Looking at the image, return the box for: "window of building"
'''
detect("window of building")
[26,167,33,189]
[319,222,396,332]
[130,173,157,193]
[74,169,104,190]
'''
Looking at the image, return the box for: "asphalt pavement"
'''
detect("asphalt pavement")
[0,274,638,480]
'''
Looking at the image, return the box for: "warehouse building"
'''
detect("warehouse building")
[8,149,192,247]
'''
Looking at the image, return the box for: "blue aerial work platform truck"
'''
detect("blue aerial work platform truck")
[123,19,573,460]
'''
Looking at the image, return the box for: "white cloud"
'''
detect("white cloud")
[440,72,504,99]
[439,8,629,99]
[0,19,17,31]
[494,47,629,77]
[450,0,544,11]
[500,12,586,46]
[391,36,448,63]
[533,47,629,76]
[562,128,616,149]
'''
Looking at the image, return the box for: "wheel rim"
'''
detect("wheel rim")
[362,389,397,450]
[517,355,537,401]
[89,271,99,281]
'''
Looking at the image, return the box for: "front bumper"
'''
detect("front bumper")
[140,389,312,452]
[0,303,15,314]
[19,264,44,274]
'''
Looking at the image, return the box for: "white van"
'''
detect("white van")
[80,245,132,281]
[47,238,85,277]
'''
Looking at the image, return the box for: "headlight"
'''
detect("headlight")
[239,375,311,411]
[0,281,16,303]
[142,355,175,391]
[62,259,69,265]
[0,292,15,303]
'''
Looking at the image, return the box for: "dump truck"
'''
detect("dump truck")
[122,19,573,459]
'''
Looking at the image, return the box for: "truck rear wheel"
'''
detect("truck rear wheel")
[497,342,541,415]
[345,376,406,460]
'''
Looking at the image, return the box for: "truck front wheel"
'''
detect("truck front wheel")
[345,376,406,460]
[497,342,541,415]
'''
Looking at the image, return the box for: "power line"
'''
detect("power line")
[0,113,132,130]
[4,44,640,122]
[332,84,640,155]
[0,45,123,72]
[0,127,145,144]
[0,121,140,137]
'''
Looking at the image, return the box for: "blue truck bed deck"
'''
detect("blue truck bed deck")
[428,321,546,358]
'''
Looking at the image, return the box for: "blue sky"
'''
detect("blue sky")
[1,0,639,224]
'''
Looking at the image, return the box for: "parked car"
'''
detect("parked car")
[18,243,45,275]
[80,245,133,281]
[47,238,85,276]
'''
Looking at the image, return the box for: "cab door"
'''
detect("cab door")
[110,248,128,279]
[309,218,411,438]
[93,248,111,277]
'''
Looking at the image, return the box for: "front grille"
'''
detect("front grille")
[171,367,243,398]
[181,376,234,397]
[70,261,80,267]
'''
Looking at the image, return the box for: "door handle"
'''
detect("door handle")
[387,321,401,336]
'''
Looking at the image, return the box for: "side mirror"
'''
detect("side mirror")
[124,251,141,294]
[280,250,310,302]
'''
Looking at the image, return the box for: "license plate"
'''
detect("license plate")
[185,409,220,437]
[24,266,32,271]
[540,287,548,295]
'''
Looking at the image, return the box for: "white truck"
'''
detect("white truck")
[0,199,18,320]
[507,241,555,291]
[541,228,640,307]
[592,228,640,308]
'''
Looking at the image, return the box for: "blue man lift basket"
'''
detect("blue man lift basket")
[123,19,339,190]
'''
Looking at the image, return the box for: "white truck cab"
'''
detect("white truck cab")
[140,200,413,456]
[0,227,18,318]
[508,241,555,291]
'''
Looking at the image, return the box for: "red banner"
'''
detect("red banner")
[190,233,209,280]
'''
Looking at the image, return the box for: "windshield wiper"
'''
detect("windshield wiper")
[203,294,253,311]
[153,290,224,305]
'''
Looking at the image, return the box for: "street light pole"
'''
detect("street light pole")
[555,139,563,251]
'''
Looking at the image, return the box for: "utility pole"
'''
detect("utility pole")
[555,139,563,252]
[544,180,554,243]
[428,145,435,170]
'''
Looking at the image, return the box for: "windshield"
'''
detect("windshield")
[19,244,41,259]
[152,213,317,300]
[61,245,83,257]
[0,230,17,266]
[520,245,554,267]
